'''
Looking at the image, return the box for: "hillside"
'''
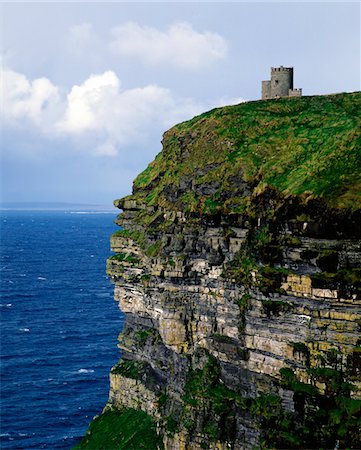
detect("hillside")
[130,91,361,213]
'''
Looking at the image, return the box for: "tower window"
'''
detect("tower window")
[275,80,279,84]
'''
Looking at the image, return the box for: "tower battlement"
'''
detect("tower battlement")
[271,66,293,73]
[262,66,302,99]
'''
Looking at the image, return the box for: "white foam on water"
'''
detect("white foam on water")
[77,369,95,374]
[19,328,30,332]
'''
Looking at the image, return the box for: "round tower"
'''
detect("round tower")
[270,66,293,98]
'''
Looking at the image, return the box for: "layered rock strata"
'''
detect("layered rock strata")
[102,92,361,449]
[107,196,360,449]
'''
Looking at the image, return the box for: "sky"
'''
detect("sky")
[1,1,360,206]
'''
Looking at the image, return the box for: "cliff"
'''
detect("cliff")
[76,92,361,449]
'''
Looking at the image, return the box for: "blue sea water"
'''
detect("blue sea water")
[0,210,124,449]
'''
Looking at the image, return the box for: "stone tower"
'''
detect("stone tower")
[262,66,302,99]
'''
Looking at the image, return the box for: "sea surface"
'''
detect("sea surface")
[0,210,124,449]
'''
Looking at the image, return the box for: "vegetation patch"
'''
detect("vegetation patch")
[129,92,361,213]
[257,265,288,295]
[156,391,168,408]
[165,414,179,435]
[145,240,163,258]
[275,367,361,448]
[262,299,292,317]
[181,355,242,441]
[73,407,163,449]
[111,359,145,379]
[237,292,251,336]
[134,328,158,346]
[291,342,311,366]
[222,250,257,287]
[311,268,361,297]
[112,229,131,238]
[109,253,140,264]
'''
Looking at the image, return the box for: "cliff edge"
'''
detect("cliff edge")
[76,92,361,449]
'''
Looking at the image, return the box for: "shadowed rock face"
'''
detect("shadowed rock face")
[86,92,361,450]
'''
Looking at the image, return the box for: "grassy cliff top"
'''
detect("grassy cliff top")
[130,92,361,213]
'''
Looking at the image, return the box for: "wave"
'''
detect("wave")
[77,369,95,374]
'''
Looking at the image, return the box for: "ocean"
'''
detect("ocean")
[0,210,124,449]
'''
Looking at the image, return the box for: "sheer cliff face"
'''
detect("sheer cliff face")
[106,93,361,450]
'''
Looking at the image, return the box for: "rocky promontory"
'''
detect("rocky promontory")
[76,92,361,449]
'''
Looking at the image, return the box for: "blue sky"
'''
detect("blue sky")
[1,1,360,205]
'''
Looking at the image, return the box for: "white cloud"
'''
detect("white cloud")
[0,68,60,127]
[1,68,204,157]
[59,71,120,133]
[110,21,227,70]
[1,66,245,159]
[58,70,203,154]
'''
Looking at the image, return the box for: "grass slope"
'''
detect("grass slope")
[73,408,163,450]
[132,92,361,212]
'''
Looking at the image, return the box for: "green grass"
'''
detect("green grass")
[112,229,131,238]
[128,92,361,213]
[111,359,145,379]
[109,253,139,264]
[145,240,162,257]
[73,407,163,449]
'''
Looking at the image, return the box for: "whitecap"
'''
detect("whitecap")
[77,368,94,374]
[0,303,13,307]
[37,276,47,280]
[19,328,30,332]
